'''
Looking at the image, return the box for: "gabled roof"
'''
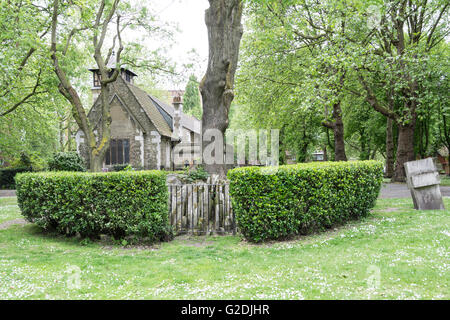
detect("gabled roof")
[86,76,200,138]
[125,83,173,138]
[148,95,201,134]
[153,101,173,130]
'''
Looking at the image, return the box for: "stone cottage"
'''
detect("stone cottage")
[76,66,201,170]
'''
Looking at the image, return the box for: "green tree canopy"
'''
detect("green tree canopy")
[183,75,202,119]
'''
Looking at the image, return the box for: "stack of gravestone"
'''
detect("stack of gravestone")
[404,158,445,210]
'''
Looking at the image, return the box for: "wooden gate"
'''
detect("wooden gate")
[168,183,236,235]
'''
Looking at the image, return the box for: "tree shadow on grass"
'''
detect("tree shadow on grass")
[17,223,165,251]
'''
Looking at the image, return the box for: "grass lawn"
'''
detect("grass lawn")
[0,196,449,300]
[0,197,22,224]
[441,175,450,187]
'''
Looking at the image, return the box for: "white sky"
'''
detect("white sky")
[146,0,210,89]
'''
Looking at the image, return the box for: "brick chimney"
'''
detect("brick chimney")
[172,95,183,141]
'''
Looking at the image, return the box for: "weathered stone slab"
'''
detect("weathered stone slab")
[410,172,439,188]
[404,158,445,210]
[404,158,436,176]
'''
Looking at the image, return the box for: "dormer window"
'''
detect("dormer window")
[93,72,101,88]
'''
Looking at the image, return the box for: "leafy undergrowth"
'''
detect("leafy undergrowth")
[0,197,448,299]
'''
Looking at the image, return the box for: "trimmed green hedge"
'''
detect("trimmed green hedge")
[228,161,384,242]
[0,166,32,189]
[15,171,172,242]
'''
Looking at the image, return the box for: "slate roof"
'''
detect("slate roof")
[87,75,200,138]
[125,83,173,138]
[153,101,173,130]
[148,95,201,134]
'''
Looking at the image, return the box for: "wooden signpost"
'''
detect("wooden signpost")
[404,158,445,210]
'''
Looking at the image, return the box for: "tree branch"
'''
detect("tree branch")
[0,69,42,117]
[357,74,397,120]
[101,14,124,85]
[426,3,449,48]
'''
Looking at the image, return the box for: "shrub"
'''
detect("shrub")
[178,166,210,183]
[0,166,32,189]
[48,152,86,172]
[10,152,32,168]
[28,153,48,172]
[10,152,47,172]
[228,161,384,242]
[112,164,133,172]
[15,170,172,242]
[187,166,209,181]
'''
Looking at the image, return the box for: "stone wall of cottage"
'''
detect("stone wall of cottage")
[77,79,165,170]
[77,97,152,170]
[110,100,144,169]
[160,137,172,170]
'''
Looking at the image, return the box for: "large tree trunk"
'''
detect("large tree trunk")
[323,102,347,161]
[393,123,415,182]
[323,145,328,161]
[447,152,450,177]
[297,126,309,162]
[297,142,309,162]
[200,0,243,177]
[333,118,347,161]
[90,154,103,172]
[385,117,395,178]
[59,120,65,151]
[440,112,450,176]
[67,125,72,151]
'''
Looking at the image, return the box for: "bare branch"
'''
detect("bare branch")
[0,69,42,117]
[101,14,124,85]
[357,74,397,120]
[63,26,90,56]
[426,3,449,48]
